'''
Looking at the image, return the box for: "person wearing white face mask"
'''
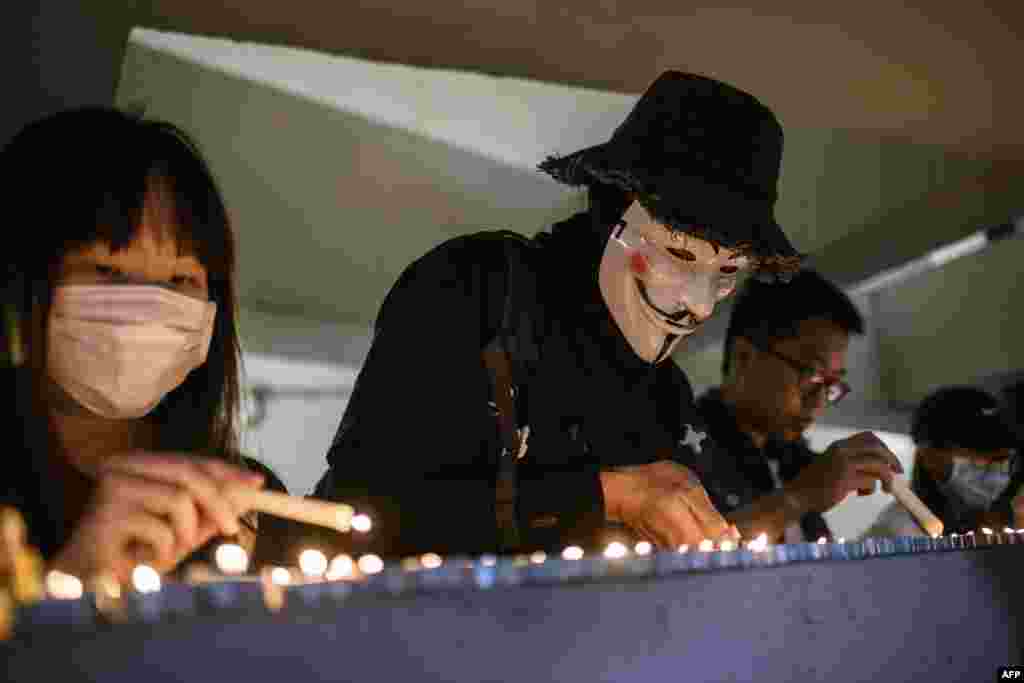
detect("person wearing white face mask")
[314,72,804,558]
[1,107,271,582]
[864,387,1020,538]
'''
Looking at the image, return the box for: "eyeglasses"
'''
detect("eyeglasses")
[744,337,852,405]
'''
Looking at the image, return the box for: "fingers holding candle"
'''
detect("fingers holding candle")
[225,487,357,533]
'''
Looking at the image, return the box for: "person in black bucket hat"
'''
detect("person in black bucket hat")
[308,71,804,561]
[539,70,801,276]
[864,386,1021,538]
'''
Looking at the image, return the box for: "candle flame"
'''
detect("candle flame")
[270,567,292,586]
[351,514,373,533]
[817,537,827,545]
[420,553,443,569]
[561,546,584,561]
[45,570,83,600]
[131,565,161,594]
[603,541,628,559]
[982,527,994,535]
[746,533,769,552]
[677,544,690,554]
[358,554,384,575]
[214,543,249,575]
[298,549,329,577]
[530,551,547,564]
[719,540,736,552]
[698,539,714,552]
[326,555,355,580]
[634,541,653,556]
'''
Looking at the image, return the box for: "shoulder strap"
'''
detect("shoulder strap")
[480,232,543,552]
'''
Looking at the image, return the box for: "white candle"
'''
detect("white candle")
[887,476,944,537]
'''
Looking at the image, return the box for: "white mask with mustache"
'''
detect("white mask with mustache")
[598,201,747,364]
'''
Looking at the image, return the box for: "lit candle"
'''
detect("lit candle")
[529,551,547,564]
[698,539,714,552]
[634,541,653,556]
[214,544,249,575]
[326,555,355,581]
[298,549,329,579]
[677,544,690,554]
[131,565,161,594]
[351,514,373,533]
[480,555,498,567]
[719,540,736,552]
[604,542,628,559]
[270,567,292,586]
[420,553,443,570]
[747,533,769,553]
[817,537,828,545]
[358,554,384,575]
[44,570,83,600]
[561,546,584,561]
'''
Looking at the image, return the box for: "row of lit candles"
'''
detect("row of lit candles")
[41,527,1024,603]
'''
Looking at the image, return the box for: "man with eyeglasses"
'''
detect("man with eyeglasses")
[696,269,903,543]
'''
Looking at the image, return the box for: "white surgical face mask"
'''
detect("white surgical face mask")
[598,201,747,364]
[47,285,217,419]
[944,456,1013,510]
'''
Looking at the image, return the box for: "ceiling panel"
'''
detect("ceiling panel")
[138,1,1024,155]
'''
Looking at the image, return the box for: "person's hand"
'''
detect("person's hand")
[51,453,263,582]
[600,461,739,549]
[788,431,903,514]
[1011,488,1024,529]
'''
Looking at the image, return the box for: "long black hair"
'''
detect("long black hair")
[2,106,243,463]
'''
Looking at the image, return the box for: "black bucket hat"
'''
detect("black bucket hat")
[539,71,802,276]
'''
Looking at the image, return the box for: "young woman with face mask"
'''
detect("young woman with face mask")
[1,107,267,582]
[864,386,1020,538]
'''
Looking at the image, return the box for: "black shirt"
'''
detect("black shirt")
[697,387,831,542]
[314,214,723,557]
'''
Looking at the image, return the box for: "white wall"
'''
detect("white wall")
[239,352,356,495]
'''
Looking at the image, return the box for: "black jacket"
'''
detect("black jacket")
[314,214,723,557]
[697,388,831,542]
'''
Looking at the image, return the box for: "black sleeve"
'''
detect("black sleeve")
[313,235,605,557]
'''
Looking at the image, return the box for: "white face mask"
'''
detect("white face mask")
[48,285,217,419]
[944,456,1013,510]
[598,201,747,364]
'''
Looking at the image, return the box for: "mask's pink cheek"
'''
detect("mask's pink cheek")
[629,252,648,276]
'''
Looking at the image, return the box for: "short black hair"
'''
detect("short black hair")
[722,268,864,375]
